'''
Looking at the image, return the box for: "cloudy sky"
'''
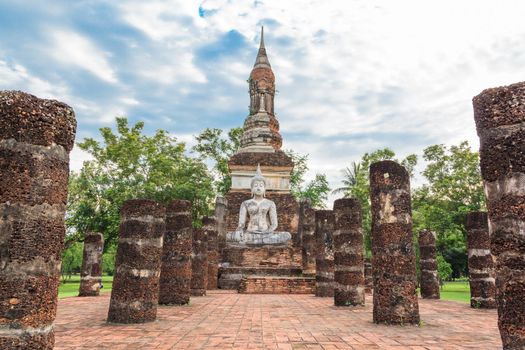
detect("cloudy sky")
[1,0,524,203]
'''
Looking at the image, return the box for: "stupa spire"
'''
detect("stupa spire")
[254,26,271,69]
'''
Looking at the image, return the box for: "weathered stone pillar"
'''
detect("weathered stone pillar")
[191,227,208,296]
[300,200,316,275]
[473,83,525,348]
[465,212,496,308]
[205,217,219,290]
[364,257,373,293]
[0,91,76,349]
[107,200,165,323]
[159,200,193,305]
[214,196,228,259]
[315,210,335,297]
[370,160,419,325]
[78,232,104,297]
[333,198,365,306]
[418,230,440,299]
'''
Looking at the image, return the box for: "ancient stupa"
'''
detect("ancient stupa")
[218,28,314,293]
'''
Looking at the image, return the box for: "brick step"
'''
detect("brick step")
[238,276,315,294]
[218,267,309,290]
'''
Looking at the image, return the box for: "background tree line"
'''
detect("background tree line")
[64,117,482,281]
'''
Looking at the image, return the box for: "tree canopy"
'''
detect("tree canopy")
[67,117,215,249]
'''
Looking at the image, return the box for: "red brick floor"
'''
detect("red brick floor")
[54,291,501,349]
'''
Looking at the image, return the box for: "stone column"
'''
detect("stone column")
[107,200,165,324]
[191,227,208,296]
[418,230,440,299]
[214,196,228,259]
[205,217,219,290]
[473,83,525,348]
[78,232,104,297]
[364,257,373,293]
[0,91,76,349]
[315,210,335,297]
[370,160,419,325]
[159,200,193,305]
[301,200,316,275]
[333,198,365,306]
[465,212,496,308]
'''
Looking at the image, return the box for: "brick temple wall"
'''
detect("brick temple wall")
[238,276,315,294]
[222,245,302,267]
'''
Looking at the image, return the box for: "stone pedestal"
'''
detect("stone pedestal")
[107,200,165,324]
[473,82,525,348]
[215,197,228,260]
[300,200,316,275]
[315,210,335,297]
[465,212,496,308]
[364,257,373,293]
[205,217,219,290]
[0,91,76,349]
[79,232,104,297]
[159,200,192,305]
[191,227,208,296]
[333,198,365,306]
[418,230,440,299]
[370,160,419,325]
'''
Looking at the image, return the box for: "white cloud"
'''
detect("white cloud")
[69,146,93,173]
[48,30,118,84]
[0,60,69,99]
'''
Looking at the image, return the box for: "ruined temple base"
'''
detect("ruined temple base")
[238,276,315,294]
[218,266,304,290]
[219,244,305,293]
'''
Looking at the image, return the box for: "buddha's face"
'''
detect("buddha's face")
[251,180,266,197]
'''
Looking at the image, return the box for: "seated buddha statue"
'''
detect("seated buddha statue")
[226,165,291,246]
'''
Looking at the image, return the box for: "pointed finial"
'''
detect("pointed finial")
[260,26,265,49]
[251,164,267,186]
[253,26,271,69]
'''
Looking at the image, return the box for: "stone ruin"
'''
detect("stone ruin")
[78,232,104,297]
[465,211,496,309]
[214,197,228,262]
[364,257,373,293]
[333,198,365,306]
[418,230,440,299]
[473,81,525,348]
[217,28,311,294]
[204,217,219,290]
[107,199,165,323]
[191,226,208,296]
[299,199,316,275]
[370,160,419,325]
[0,91,76,349]
[159,200,193,305]
[315,210,335,297]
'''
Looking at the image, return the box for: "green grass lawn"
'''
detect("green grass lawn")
[58,275,113,298]
[439,280,470,303]
[58,275,470,303]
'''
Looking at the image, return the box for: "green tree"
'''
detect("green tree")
[333,148,417,251]
[412,141,484,278]
[61,241,83,283]
[437,254,453,287]
[285,149,331,208]
[67,117,215,249]
[192,127,243,194]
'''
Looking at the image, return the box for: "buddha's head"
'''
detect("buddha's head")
[250,164,267,197]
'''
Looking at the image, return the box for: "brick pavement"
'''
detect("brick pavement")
[54,291,501,349]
